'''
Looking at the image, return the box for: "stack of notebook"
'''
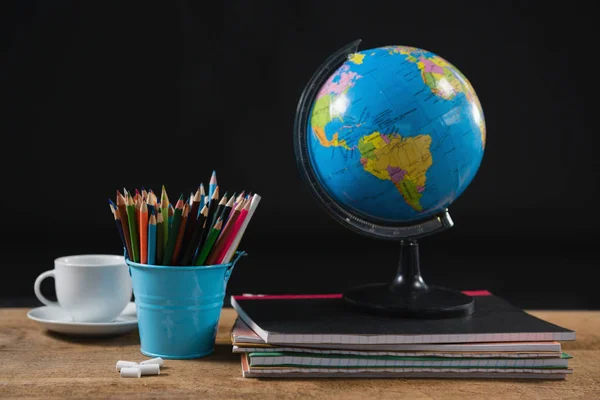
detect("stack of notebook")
[230,292,575,379]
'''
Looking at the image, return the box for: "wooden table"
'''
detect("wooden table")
[0,308,598,399]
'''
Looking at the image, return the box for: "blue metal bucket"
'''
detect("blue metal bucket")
[126,251,246,359]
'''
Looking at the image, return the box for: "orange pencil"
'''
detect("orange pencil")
[172,203,190,265]
[139,201,148,264]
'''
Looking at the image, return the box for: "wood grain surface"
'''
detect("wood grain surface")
[0,308,598,399]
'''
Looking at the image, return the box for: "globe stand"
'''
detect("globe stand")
[343,239,474,318]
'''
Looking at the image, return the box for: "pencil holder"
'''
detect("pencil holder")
[126,251,246,359]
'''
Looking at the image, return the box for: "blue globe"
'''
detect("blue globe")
[306,45,486,224]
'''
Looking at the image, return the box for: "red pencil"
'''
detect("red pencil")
[215,199,249,264]
[205,199,245,265]
[139,201,148,264]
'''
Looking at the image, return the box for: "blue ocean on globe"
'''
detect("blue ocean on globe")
[307,45,486,223]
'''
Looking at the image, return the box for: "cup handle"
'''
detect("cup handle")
[34,270,58,307]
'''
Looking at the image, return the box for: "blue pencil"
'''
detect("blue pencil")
[209,170,217,199]
[199,183,206,217]
[147,210,157,265]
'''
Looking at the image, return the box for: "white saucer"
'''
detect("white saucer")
[27,302,138,336]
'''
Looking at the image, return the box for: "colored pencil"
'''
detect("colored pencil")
[147,190,157,215]
[135,195,141,228]
[199,183,206,213]
[235,191,245,204]
[148,210,157,265]
[156,210,164,265]
[108,198,117,211]
[194,218,223,266]
[180,205,208,266]
[116,191,133,260]
[172,202,189,265]
[163,196,184,266]
[141,186,148,201]
[209,170,217,199]
[168,203,174,227]
[126,193,140,262]
[210,192,228,229]
[219,195,235,226]
[160,185,169,251]
[222,194,261,263]
[183,188,201,251]
[139,201,148,264]
[214,199,249,264]
[199,186,219,250]
[110,202,127,254]
[205,199,244,265]
[134,189,141,203]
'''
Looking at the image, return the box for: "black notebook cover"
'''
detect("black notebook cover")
[230,292,576,345]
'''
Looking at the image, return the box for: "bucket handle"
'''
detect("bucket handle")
[224,251,247,282]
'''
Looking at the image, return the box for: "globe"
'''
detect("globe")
[295,41,485,236]
[294,41,485,316]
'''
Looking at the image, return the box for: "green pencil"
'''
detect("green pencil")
[194,218,223,266]
[126,193,140,262]
[161,185,169,251]
[156,210,164,265]
[163,196,184,266]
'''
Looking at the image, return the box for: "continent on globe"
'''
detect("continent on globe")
[348,53,365,64]
[310,64,362,149]
[358,132,432,212]
[387,45,486,148]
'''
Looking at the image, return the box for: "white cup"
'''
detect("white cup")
[34,254,132,322]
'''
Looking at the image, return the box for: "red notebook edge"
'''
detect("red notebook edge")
[232,290,491,301]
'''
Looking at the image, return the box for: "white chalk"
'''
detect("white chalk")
[139,357,163,366]
[115,360,138,371]
[120,367,141,378]
[136,364,160,375]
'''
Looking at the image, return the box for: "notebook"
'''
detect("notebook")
[231,318,564,354]
[240,354,572,379]
[246,351,572,368]
[230,292,576,345]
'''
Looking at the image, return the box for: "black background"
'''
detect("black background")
[2,1,597,308]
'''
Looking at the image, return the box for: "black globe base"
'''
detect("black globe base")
[343,284,474,318]
[342,240,474,318]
